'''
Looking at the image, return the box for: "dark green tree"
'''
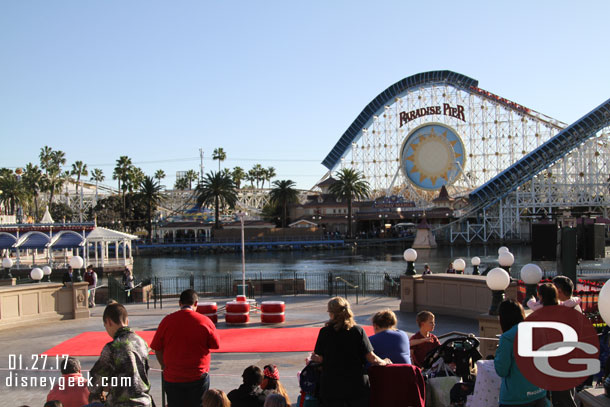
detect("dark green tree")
[195,171,238,229]
[138,176,164,242]
[328,169,370,238]
[269,180,299,228]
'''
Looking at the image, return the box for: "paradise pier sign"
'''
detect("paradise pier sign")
[399,103,466,127]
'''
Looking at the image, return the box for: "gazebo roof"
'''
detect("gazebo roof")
[86,227,138,242]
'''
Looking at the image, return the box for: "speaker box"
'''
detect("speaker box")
[531,223,557,261]
[577,223,606,260]
[557,227,577,287]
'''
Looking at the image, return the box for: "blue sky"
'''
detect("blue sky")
[1,1,608,190]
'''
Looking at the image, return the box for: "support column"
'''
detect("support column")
[399,275,421,313]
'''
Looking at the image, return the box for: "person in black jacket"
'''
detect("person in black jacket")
[228,365,266,407]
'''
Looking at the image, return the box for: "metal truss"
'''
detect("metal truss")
[340,83,565,206]
[450,128,610,242]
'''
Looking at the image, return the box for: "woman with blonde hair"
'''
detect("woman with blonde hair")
[311,297,388,407]
[202,388,231,407]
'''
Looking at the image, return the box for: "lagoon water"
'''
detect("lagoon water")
[132,244,534,279]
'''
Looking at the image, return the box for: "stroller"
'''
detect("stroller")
[420,332,483,406]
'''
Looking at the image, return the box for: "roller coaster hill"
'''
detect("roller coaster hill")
[320,70,610,244]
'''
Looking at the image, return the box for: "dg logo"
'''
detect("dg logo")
[515,305,600,391]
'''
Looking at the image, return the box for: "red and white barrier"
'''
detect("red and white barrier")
[261,301,285,324]
[226,300,250,324]
[196,302,218,324]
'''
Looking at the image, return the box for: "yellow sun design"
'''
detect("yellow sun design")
[405,128,457,185]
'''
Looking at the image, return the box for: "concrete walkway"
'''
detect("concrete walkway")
[0,294,479,406]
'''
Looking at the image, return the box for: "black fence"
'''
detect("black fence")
[148,272,402,306]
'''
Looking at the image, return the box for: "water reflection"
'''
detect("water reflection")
[133,245,532,279]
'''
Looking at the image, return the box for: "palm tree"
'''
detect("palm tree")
[0,171,26,216]
[39,148,66,204]
[22,163,43,221]
[154,169,166,184]
[90,168,105,203]
[174,177,189,190]
[265,167,276,188]
[185,169,199,189]
[139,176,164,243]
[231,166,246,189]
[39,146,53,175]
[195,171,238,229]
[212,147,227,171]
[71,160,88,197]
[269,180,299,228]
[250,164,265,188]
[113,156,133,195]
[328,168,370,238]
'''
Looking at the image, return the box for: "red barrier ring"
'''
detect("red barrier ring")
[227,301,250,313]
[204,313,218,324]
[226,312,250,324]
[197,302,218,314]
[261,312,285,324]
[261,301,285,313]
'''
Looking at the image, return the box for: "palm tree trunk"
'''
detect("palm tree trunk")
[34,195,39,222]
[347,198,353,238]
[214,195,220,229]
[283,202,287,228]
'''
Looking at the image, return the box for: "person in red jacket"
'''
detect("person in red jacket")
[151,289,221,407]
[409,310,441,367]
[46,357,90,407]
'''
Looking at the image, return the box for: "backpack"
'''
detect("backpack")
[298,362,322,407]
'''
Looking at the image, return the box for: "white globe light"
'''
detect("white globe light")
[69,256,84,269]
[403,248,417,262]
[471,256,481,266]
[486,268,511,291]
[454,258,466,271]
[42,266,52,276]
[498,246,510,254]
[498,251,515,267]
[520,264,543,285]
[30,267,44,281]
[598,280,610,325]
[2,256,13,269]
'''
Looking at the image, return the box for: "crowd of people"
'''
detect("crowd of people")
[28,275,588,407]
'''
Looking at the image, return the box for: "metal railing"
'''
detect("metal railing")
[148,271,403,304]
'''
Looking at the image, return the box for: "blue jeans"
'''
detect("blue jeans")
[163,373,209,407]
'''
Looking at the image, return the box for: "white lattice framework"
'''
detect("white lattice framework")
[339,84,566,206]
[450,127,610,242]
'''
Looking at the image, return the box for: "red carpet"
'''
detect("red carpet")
[42,326,375,356]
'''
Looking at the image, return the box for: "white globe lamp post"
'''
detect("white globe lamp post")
[2,255,13,279]
[520,264,543,308]
[486,267,511,315]
[471,256,481,275]
[403,248,417,276]
[498,251,515,274]
[69,255,84,282]
[453,258,466,275]
[42,265,52,282]
[598,281,610,327]
[498,246,510,254]
[30,267,44,283]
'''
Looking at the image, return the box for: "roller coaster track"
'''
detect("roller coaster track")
[436,98,610,231]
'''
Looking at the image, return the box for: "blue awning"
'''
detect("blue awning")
[50,232,85,249]
[16,232,50,249]
[0,233,17,249]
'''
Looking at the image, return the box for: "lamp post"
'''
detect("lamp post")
[237,212,247,297]
[498,246,510,254]
[498,251,515,275]
[42,265,52,282]
[2,255,13,279]
[453,258,466,275]
[403,248,417,276]
[471,256,481,275]
[69,255,84,283]
[520,263,543,308]
[486,267,511,315]
[30,267,44,283]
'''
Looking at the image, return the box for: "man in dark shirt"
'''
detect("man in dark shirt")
[62,266,73,286]
[227,365,265,407]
